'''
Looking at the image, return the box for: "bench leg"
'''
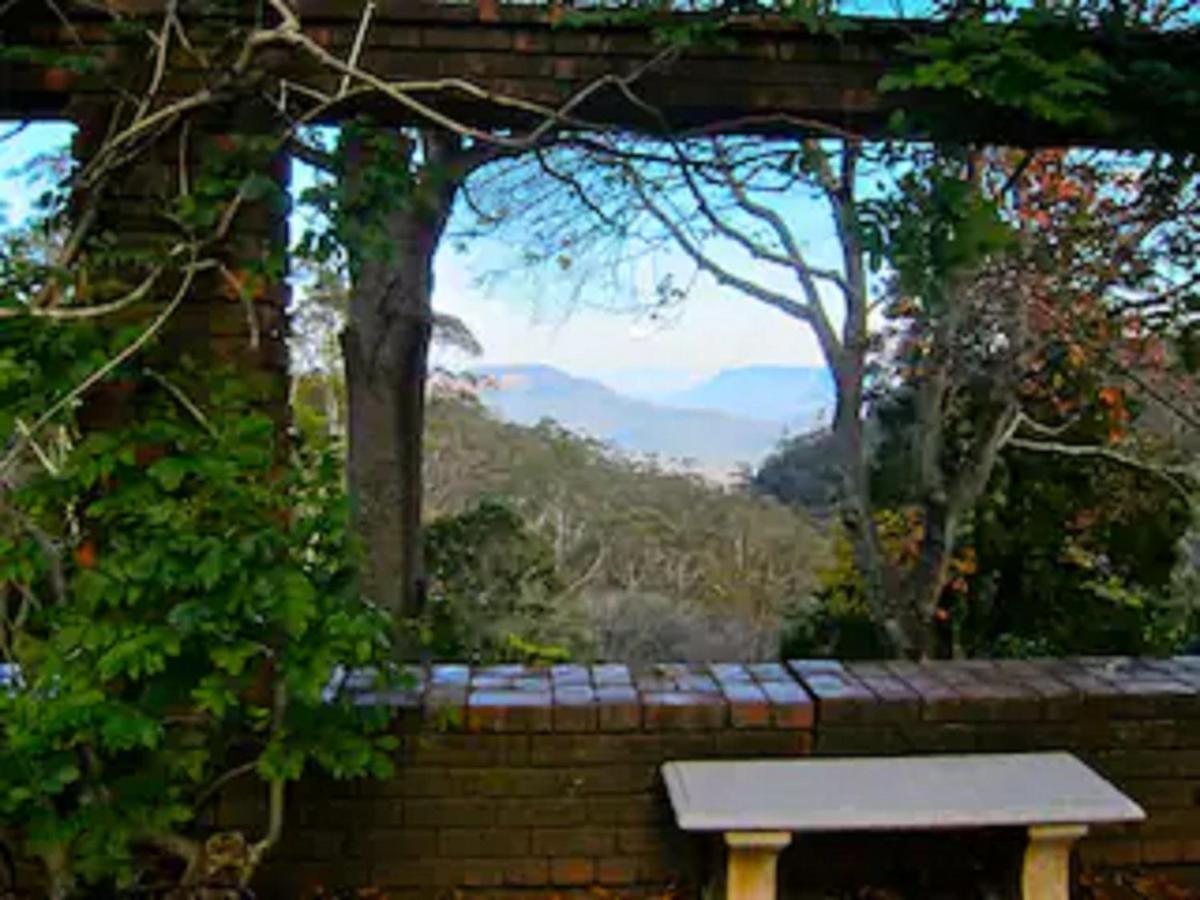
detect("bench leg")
[1021,824,1087,900]
[724,831,792,900]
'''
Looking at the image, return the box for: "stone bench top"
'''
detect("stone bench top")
[662,752,1145,833]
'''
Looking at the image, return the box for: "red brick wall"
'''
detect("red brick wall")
[233,658,1200,898]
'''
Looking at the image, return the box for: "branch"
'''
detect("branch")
[3,266,164,321]
[286,136,336,173]
[624,167,812,323]
[1007,436,1195,502]
[0,254,213,478]
[194,760,258,813]
[246,681,288,880]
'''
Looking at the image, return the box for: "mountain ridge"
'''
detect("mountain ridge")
[473,363,831,473]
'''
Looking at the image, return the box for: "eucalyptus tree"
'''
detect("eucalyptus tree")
[464,106,1199,658]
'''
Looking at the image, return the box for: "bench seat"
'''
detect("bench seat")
[662,752,1144,900]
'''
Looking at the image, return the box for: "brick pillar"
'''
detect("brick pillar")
[66,95,290,434]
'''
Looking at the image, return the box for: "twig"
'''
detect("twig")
[144,368,216,436]
[0,255,213,478]
[14,418,58,476]
[339,0,375,98]
[194,760,258,813]
[1007,436,1195,502]
[219,263,262,350]
[2,266,164,320]
[0,122,28,144]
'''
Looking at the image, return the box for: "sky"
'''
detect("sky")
[2,121,838,396]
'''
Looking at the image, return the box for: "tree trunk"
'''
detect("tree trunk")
[830,353,920,657]
[903,500,958,659]
[340,130,466,623]
[343,217,437,621]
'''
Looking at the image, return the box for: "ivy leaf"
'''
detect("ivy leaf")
[277,571,317,637]
[147,457,190,491]
[210,641,261,676]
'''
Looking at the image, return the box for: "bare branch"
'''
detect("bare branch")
[1007,436,1195,502]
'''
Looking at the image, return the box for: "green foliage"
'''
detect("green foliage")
[423,390,829,631]
[956,447,1193,656]
[881,11,1111,129]
[0,334,398,891]
[420,498,578,663]
[864,389,1191,657]
[858,162,1015,312]
[295,122,416,280]
[880,5,1200,151]
[750,430,842,516]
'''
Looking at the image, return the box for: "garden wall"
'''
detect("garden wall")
[229,658,1200,898]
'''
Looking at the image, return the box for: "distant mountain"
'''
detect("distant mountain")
[473,365,786,473]
[668,365,834,429]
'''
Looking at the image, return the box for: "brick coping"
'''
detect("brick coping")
[338,656,1200,733]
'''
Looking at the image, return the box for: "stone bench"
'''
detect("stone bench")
[662,752,1144,900]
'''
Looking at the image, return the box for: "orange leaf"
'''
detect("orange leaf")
[75,541,97,570]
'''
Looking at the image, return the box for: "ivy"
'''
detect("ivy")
[0,306,401,891]
[880,6,1200,151]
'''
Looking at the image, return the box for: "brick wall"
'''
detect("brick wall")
[233,658,1200,898]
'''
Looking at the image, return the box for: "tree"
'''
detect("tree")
[466,28,1198,657]
[292,125,503,621]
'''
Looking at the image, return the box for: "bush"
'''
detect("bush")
[0,371,399,897]
[420,499,591,663]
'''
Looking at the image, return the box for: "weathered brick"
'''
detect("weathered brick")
[714,729,812,758]
[815,725,910,755]
[503,858,551,886]
[749,662,796,683]
[596,855,641,885]
[351,828,438,860]
[496,797,590,827]
[786,658,846,678]
[760,679,815,729]
[403,797,495,827]
[1082,838,1150,871]
[720,680,771,728]
[569,764,658,795]
[1122,778,1200,810]
[531,826,617,856]
[595,685,640,732]
[254,657,1200,895]
[281,829,348,860]
[710,662,753,684]
[592,663,633,685]
[1141,837,1189,865]
[846,665,922,722]
[552,685,598,732]
[430,664,470,686]
[468,767,574,798]
[467,690,554,733]
[408,732,529,767]
[642,691,726,731]
[438,827,531,857]
[550,857,596,886]
[587,795,669,827]
[950,679,1043,723]
[793,668,875,724]
[551,664,592,686]
[654,732,719,759]
[530,733,642,765]
[617,825,667,854]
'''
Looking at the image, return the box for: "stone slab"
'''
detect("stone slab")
[662,752,1144,833]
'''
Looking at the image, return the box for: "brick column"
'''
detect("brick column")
[67,92,290,435]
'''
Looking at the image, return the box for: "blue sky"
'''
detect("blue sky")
[3,122,836,396]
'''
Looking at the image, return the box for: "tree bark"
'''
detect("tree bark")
[340,130,467,623]
[343,215,437,620]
